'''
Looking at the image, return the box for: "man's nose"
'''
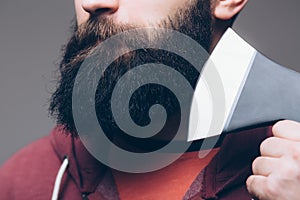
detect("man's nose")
[81,0,119,16]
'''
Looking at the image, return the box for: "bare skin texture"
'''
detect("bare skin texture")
[74,0,248,51]
[247,120,300,200]
[73,0,300,199]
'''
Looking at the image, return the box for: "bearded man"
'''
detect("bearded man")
[1,0,300,200]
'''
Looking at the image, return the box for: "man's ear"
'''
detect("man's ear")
[213,0,248,20]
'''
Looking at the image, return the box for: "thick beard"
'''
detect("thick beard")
[49,0,213,144]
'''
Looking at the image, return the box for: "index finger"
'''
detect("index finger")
[272,120,300,141]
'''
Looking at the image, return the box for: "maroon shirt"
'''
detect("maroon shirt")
[0,126,272,199]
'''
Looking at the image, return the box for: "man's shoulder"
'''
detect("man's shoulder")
[1,135,56,168]
[0,133,61,186]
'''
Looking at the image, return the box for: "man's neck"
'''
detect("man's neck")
[112,148,219,200]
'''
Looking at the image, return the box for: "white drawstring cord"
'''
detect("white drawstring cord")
[51,156,69,200]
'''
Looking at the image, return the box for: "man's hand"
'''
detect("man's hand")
[246,120,300,200]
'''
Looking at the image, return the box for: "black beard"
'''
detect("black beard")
[49,0,212,152]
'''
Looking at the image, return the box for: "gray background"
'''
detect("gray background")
[0,0,299,165]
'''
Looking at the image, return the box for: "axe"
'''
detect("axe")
[188,28,300,141]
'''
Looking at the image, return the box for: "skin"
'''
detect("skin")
[75,0,188,26]
[74,0,300,199]
[74,0,248,51]
[247,120,300,200]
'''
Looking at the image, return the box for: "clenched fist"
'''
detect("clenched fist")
[246,120,300,200]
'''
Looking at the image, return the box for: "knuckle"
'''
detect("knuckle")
[283,164,296,177]
[281,159,300,180]
[266,178,280,197]
[252,157,262,174]
[290,145,300,161]
[246,176,255,193]
[246,176,252,188]
[260,139,268,154]
[272,120,287,133]
[260,137,275,154]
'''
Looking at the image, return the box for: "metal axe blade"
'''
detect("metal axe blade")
[188,28,300,141]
